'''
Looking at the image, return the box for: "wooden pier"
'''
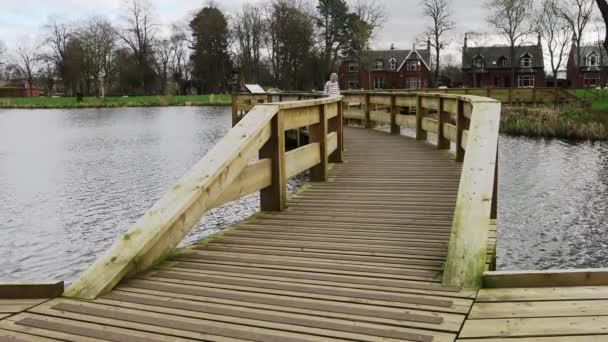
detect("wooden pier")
[1,91,606,341]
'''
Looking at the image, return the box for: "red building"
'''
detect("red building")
[0,80,41,97]
[462,35,545,88]
[567,45,607,88]
[338,44,432,90]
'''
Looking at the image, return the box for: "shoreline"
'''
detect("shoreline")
[0,102,231,109]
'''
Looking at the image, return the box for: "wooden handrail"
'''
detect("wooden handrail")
[340,91,501,288]
[65,96,344,299]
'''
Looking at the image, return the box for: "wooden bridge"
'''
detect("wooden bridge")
[2,92,608,341]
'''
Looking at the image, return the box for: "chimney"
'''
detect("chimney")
[427,37,431,52]
[464,33,468,51]
[390,43,395,50]
[538,32,542,46]
[413,43,416,52]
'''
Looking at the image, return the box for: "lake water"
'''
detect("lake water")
[1,107,607,282]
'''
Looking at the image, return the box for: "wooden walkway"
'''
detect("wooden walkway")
[0,127,474,341]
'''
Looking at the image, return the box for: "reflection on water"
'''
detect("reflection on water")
[1,108,608,282]
[498,136,608,270]
[0,107,305,283]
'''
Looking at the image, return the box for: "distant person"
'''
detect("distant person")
[76,92,83,103]
[324,73,341,97]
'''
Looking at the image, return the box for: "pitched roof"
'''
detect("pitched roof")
[572,45,608,68]
[462,45,544,69]
[341,48,432,71]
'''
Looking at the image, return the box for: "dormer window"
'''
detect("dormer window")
[473,56,484,69]
[588,52,599,67]
[520,54,533,68]
[407,61,420,71]
[374,60,384,70]
[497,57,508,67]
[389,58,397,71]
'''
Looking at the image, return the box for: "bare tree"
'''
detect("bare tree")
[538,0,573,87]
[41,17,71,80]
[170,23,189,94]
[117,0,157,92]
[598,0,608,51]
[12,43,40,96]
[79,16,117,96]
[155,38,173,95]
[557,0,594,69]
[485,0,534,85]
[234,3,265,83]
[352,0,387,38]
[422,0,454,86]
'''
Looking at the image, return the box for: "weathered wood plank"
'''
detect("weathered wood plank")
[483,269,608,288]
[64,105,278,299]
[443,100,501,288]
[0,283,63,299]
[476,286,608,302]
[469,299,608,319]
[0,299,48,313]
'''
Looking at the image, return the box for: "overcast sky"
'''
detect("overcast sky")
[0,0,603,63]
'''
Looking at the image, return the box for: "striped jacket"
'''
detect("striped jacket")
[324,81,341,97]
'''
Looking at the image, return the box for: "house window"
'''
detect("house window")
[518,74,535,88]
[348,62,359,72]
[389,58,397,71]
[373,76,385,89]
[374,60,384,70]
[588,53,599,67]
[407,61,420,71]
[347,80,360,89]
[497,57,508,67]
[473,56,484,69]
[407,77,420,89]
[520,54,533,68]
[584,73,600,87]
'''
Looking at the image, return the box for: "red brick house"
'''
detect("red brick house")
[567,45,607,87]
[338,44,432,90]
[0,79,41,97]
[462,35,545,88]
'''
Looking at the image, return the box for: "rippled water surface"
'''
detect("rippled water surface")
[498,136,608,270]
[1,108,608,282]
[0,107,306,283]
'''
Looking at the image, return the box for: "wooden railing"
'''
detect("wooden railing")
[232,92,325,126]
[355,87,580,105]
[64,96,344,299]
[342,91,501,288]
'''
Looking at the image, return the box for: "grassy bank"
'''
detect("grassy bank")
[501,106,608,140]
[572,89,608,111]
[0,94,232,108]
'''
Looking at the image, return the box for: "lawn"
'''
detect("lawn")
[0,94,232,108]
[571,88,608,111]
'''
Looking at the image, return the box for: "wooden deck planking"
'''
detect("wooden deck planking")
[2,127,472,341]
[459,286,608,341]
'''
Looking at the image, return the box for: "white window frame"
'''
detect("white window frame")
[473,56,484,69]
[347,80,359,89]
[348,62,359,72]
[518,74,535,88]
[520,55,533,68]
[389,58,397,71]
[374,60,384,70]
[588,53,599,67]
[584,73,600,87]
[407,61,420,71]
[407,77,420,89]
[498,57,508,67]
[373,76,385,89]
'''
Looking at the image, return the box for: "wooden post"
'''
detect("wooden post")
[364,93,372,128]
[508,88,513,104]
[437,97,450,149]
[310,104,328,181]
[390,95,399,134]
[490,149,499,220]
[532,87,537,103]
[486,88,491,98]
[455,100,466,162]
[329,101,344,163]
[231,94,238,127]
[464,88,470,95]
[416,95,427,141]
[260,112,286,211]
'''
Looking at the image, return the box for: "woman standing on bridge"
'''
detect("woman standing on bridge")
[324,73,341,97]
